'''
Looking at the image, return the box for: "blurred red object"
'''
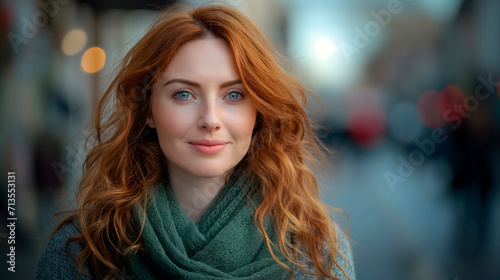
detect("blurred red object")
[347,103,386,147]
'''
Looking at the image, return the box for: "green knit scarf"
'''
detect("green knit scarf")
[127,175,292,280]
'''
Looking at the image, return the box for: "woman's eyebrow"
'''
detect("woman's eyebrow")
[163,78,242,88]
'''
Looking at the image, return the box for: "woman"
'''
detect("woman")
[35,3,355,280]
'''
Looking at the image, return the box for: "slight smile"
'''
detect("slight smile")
[189,139,229,155]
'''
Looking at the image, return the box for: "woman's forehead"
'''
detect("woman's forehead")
[155,39,240,85]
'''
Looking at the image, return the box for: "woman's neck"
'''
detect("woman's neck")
[167,164,228,223]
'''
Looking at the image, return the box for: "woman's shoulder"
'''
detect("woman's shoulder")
[40,220,83,256]
[332,229,356,279]
[291,229,356,280]
[34,220,93,279]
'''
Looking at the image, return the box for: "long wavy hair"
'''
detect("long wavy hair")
[49,3,351,279]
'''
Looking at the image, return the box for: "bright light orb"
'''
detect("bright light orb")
[81,47,106,73]
[62,29,87,55]
[314,38,335,61]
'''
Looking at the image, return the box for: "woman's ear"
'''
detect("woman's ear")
[146,117,155,128]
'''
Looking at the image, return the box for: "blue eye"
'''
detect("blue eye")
[174,91,192,100]
[226,91,242,100]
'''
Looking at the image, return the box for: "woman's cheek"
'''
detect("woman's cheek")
[155,103,195,135]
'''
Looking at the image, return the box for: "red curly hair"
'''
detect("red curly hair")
[49,3,351,279]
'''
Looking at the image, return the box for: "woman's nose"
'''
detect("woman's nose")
[197,100,221,131]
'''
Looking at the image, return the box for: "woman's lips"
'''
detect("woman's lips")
[189,140,228,155]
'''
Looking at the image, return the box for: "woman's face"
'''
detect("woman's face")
[147,38,257,179]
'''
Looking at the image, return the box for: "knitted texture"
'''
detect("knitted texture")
[34,177,356,279]
[292,230,356,280]
[34,222,356,280]
[34,220,94,279]
[127,176,293,279]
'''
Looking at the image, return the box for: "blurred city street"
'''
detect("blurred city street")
[326,141,500,280]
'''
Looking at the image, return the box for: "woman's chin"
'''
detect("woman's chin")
[188,168,230,179]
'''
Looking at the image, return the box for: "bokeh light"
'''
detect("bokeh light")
[0,4,11,30]
[314,37,335,61]
[497,77,500,100]
[62,29,87,55]
[439,84,466,117]
[347,104,386,147]
[81,47,106,73]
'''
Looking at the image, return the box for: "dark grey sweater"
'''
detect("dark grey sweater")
[35,221,94,279]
